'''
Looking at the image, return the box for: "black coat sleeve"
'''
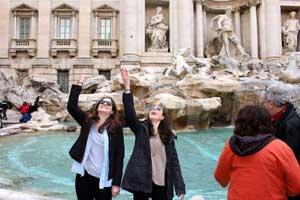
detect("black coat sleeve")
[282,121,300,162]
[112,126,125,186]
[169,139,186,195]
[67,85,86,126]
[122,92,143,134]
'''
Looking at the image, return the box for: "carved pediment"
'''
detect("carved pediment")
[12,4,37,12]
[53,4,78,12]
[93,4,118,13]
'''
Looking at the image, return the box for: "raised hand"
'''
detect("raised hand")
[79,75,88,84]
[111,185,120,197]
[120,66,130,90]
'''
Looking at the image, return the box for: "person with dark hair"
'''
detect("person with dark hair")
[20,101,30,123]
[215,105,300,200]
[120,67,185,200]
[19,96,41,123]
[67,75,124,200]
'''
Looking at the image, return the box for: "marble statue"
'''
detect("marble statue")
[163,48,211,79]
[210,9,248,58]
[282,11,300,52]
[146,7,169,51]
[281,52,300,83]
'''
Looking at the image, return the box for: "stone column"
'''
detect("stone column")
[178,0,194,52]
[30,14,36,39]
[93,13,98,39]
[0,0,10,57]
[37,0,51,58]
[263,0,282,57]
[53,15,58,39]
[78,0,92,58]
[112,12,117,40]
[249,1,259,58]
[71,12,77,39]
[203,6,207,49]
[195,0,204,57]
[71,13,76,39]
[13,13,17,39]
[233,7,241,40]
[120,0,139,57]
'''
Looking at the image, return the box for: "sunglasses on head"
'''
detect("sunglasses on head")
[99,99,113,106]
[150,106,162,111]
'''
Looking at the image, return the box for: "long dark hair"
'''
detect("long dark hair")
[87,96,120,135]
[146,104,173,144]
[234,105,274,136]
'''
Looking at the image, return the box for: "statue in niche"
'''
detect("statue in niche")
[282,11,300,52]
[210,9,249,59]
[146,6,169,51]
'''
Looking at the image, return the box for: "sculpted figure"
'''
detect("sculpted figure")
[146,7,169,51]
[210,9,248,58]
[163,48,211,79]
[282,11,300,52]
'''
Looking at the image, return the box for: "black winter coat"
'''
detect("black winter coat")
[67,85,124,186]
[274,103,300,163]
[273,103,300,200]
[121,92,186,199]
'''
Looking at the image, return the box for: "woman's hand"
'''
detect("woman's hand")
[177,193,185,200]
[77,75,88,86]
[111,185,120,197]
[120,66,130,90]
[78,75,88,84]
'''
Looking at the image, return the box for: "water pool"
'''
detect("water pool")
[0,128,232,200]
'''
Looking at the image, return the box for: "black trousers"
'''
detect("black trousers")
[75,172,112,200]
[289,196,300,200]
[133,182,167,200]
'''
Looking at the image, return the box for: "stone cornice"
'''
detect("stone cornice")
[203,0,248,11]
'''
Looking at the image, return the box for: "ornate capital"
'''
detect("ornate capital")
[248,0,261,7]
[194,0,207,5]
[232,6,240,13]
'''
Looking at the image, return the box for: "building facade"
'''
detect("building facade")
[0,0,299,93]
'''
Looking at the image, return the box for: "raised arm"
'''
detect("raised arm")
[67,75,87,126]
[120,67,143,134]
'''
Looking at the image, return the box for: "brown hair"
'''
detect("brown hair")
[146,103,173,144]
[87,96,120,135]
[234,105,274,136]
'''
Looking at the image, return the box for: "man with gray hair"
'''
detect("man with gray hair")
[262,82,300,200]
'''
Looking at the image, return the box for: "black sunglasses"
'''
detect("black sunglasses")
[100,100,113,106]
[150,106,162,111]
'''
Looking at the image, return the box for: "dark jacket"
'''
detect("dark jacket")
[121,92,185,199]
[273,103,300,200]
[274,103,300,163]
[67,84,124,186]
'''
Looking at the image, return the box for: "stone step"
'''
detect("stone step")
[0,188,65,200]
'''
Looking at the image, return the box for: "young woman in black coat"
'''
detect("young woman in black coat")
[67,75,124,200]
[120,68,186,200]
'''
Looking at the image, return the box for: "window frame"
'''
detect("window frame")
[98,17,112,40]
[18,16,31,39]
[58,16,71,39]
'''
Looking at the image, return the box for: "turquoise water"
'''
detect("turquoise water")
[0,128,232,200]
